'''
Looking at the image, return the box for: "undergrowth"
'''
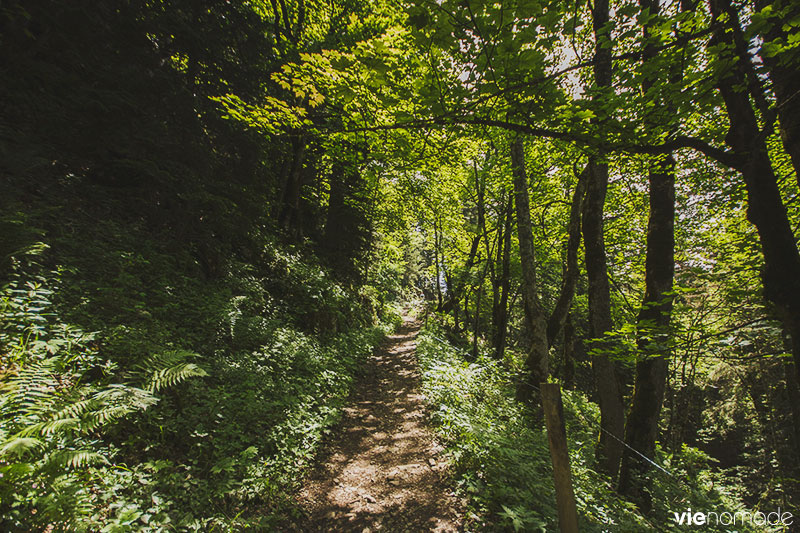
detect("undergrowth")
[416,321,775,532]
[0,234,391,531]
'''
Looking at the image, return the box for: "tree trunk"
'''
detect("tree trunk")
[323,158,370,280]
[784,356,800,465]
[493,197,513,359]
[583,158,627,476]
[782,358,800,507]
[617,155,676,509]
[563,314,576,390]
[510,137,550,406]
[473,281,482,359]
[617,0,678,509]
[711,0,800,384]
[463,289,470,331]
[433,218,443,311]
[586,0,627,476]
[547,164,589,347]
[278,136,306,237]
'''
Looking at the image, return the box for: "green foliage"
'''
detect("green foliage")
[132,351,207,393]
[0,276,206,531]
[2,0,798,529]
[416,328,773,531]
[416,326,640,530]
[0,224,390,530]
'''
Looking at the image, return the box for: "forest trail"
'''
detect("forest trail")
[286,314,464,532]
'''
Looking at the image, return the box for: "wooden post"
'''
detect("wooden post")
[541,382,580,533]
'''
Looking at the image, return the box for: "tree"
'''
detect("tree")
[511,137,551,405]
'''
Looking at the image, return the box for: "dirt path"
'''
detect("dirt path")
[286,315,464,532]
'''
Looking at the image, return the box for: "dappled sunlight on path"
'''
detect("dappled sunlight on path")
[286,315,464,532]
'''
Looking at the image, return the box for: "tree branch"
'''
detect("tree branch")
[334,116,744,170]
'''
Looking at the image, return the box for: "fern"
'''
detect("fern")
[46,449,108,469]
[147,361,206,391]
[1,357,61,418]
[132,349,208,392]
[82,404,138,432]
[0,351,206,526]
[54,398,97,420]
[19,417,81,437]
[1,278,209,529]
[0,436,44,456]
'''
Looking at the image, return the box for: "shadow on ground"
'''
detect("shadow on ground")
[284,316,464,532]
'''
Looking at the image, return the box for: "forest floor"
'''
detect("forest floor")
[284,313,465,532]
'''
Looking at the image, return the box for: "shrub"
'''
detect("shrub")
[416,326,771,532]
[0,277,205,531]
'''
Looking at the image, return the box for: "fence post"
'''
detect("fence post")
[541,382,580,533]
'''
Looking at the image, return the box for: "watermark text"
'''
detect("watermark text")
[671,508,793,527]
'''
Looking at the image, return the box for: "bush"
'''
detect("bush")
[0,234,391,530]
[415,326,772,532]
[0,276,205,531]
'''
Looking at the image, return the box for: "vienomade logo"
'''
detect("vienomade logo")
[671,508,793,527]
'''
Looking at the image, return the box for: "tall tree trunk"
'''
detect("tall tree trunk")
[617,155,676,509]
[784,354,800,458]
[278,136,306,237]
[711,0,800,384]
[510,137,550,406]
[563,314,576,390]
[617,0,678,509]
[494,197,513,359]
[586,0,627,476]
[323,158,370,280]
[463,289,470,331]
[473,280,482,359]
[547,165,589,346]
[491,266,501,349]
[433,218,443,311]
[583,158,627,476]
[781,355,800,506]
[323,161,349,249]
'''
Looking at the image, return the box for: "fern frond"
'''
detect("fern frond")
[2,357,61,417]
[92,383,158,410]
[54,399,98,420]
[134,349,195,373]
[2,461,36,477]
[82,405,134,432]
[0,436,44,456]
[18,418,81,437]
[46,449,108,469]
[132,350,207,392]
[77,385,158,432]
[146,362,207,392]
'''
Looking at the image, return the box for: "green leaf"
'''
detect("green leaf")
[0,436,44,456]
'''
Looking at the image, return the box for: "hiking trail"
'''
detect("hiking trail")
[286,313,464,532]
